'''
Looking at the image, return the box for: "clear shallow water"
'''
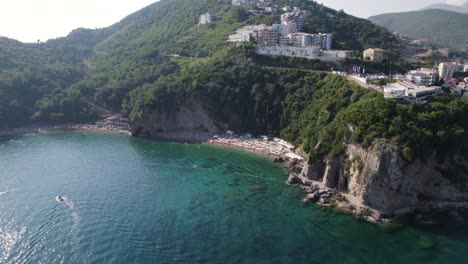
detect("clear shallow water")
[1,132,468,264]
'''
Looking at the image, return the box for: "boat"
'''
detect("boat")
[55,196,65,203]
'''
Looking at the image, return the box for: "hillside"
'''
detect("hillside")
[369,9,468,52]
[0,0,399,128]
[422,2,468,14]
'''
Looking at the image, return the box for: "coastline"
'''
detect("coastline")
[150,130,387,224]
[0,124,132,137]
[149,131,304,160]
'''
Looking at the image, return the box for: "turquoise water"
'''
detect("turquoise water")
[1,132,468,264]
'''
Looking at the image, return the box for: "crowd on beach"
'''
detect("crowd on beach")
[152,130,304,161]
[210,135,303,160]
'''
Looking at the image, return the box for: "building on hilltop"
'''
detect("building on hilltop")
[406,68,438,86]
[198,13,215,25]
[228,24,268,43]
[288,32,332,50]
[232,0,250,6]
[253,27,280,46]
[363,48,384,63]
[227,6,350,61]
[271,24,294,35]
[437,48,450,58]
[255,46,321,58]
[438,62,457,81]
[255,46,352,61]
[383,81,443,102]
[280,9,308,32]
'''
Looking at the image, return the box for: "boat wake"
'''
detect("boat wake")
[56,196,82,262]
[0,189,15,196]
[56,196,80,228]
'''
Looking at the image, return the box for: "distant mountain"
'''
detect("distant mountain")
[369,9,468,51]
[422,2,468,14]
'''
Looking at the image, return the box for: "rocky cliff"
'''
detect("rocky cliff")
[131,102,227,136]
[290,140,468,224]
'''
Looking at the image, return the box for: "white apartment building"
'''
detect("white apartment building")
[272,24,294,35]
[198,13,215,25]
[438,48,450,58]
[232,0,250,6]
[288,32,332,50]
[280,10,307,31]
[438,62,457,81]
[228,24,268,42]
[406,68,438,86]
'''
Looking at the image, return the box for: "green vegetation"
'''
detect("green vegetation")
[0,0,400,129]
[0,37,98,128]
[300,2,399,51]
[369,78,398,86]
[1,0,467,164]
[369,9,468,52]
[124,51,468,162]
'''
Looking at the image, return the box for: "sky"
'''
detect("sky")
[0,0,156,43]
[0,0,462,43]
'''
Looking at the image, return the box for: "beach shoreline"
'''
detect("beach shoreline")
[149,131,304,161]
[0,124,132,137]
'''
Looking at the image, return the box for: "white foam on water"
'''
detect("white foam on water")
[0,189,15,196]
[58,196,82,262]
[0,226,26,262]
[59,197,80,228]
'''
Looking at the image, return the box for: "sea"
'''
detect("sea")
[1,132,468,263]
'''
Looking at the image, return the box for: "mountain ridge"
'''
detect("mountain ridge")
[422,2,468,14]
[369,9,468,51]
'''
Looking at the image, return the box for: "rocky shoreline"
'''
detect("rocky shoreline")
[286,169,387,224]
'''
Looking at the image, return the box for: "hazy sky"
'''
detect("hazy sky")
[0,0,461,43]
[0,0,156,43]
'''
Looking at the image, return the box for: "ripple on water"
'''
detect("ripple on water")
[0,226,26,262]
[2,132,468,264]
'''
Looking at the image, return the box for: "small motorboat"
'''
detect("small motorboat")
[56,196,65,203]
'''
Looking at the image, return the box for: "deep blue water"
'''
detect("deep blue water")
[1,132,468,263]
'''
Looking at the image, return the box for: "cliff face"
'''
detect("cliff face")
[301,140,468,218]
[131,102,227,136]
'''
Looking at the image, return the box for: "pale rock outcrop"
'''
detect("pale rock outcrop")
[298,139,468,221]
[132,102,227,136]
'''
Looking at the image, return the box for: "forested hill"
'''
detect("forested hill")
[0,0,398,129]
[369,9,468,52]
